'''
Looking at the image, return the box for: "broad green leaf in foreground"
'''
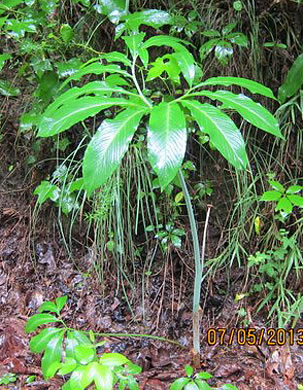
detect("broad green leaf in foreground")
[195,90,282,137]
[41,330,65,379]
[193,77,276,100]
[181,100,248,169]
[148,102,187,190]
[83,107,148,195]
[184,383,201,390]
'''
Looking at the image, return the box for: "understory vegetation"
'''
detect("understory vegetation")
[0,0,303,388]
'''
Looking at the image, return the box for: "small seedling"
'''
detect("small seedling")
[0,372,17,385]
[263,41,287,50]
[146,223,186,252]
[199,22,248,65]
[25,296,141,390]
[248,229,302,326]
[260,180,303,220]
[170,365,238,389]
[233,1,243,11]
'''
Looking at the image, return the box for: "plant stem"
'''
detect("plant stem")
[178,170,201,364]
[125,0,129,13]
[131,56,152,108]
[201,205,212,281]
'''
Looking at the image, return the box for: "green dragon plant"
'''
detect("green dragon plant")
[34,12,282,364]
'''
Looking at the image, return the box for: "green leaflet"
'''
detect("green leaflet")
[214,41,233,65]
[148,102,187,190]
[38,97,140,137]
[170,377,191,390]
[0,53,11,71]
[147,54,181,83]
[0,0,23,14]
[29,328,64,353]
[181,100,248,169]
[83,107,148,195]
[60,63,130,90]
[194,90,282,138]
[62,365,87,390]
[100,51,132,67]
[38,301,58,314]
[286,185,303,194]
[193,76,276,100]
[58,358,77,376]
[278,53,303,103]
[63,363,114,390]
[99,353,130,367]
[269,180,285,192]
[42,81,138,116]
[121,9,172,31]
[116,9,172,39]
[25,313,59,333]
[287,195,303,207]
[66,330,92,359]
[260,191,282,201]
[92,364,114,390]
[75,345,96,364]
[55,295,68,312]
[93,0,125,23]
[122,32,145,57]
[0,79,20,96]
[276,197,292,214]
[142,35,196,87]
[226,32,248,47]
[41,330,65,379]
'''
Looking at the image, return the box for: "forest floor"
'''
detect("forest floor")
[0,164,303,390]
